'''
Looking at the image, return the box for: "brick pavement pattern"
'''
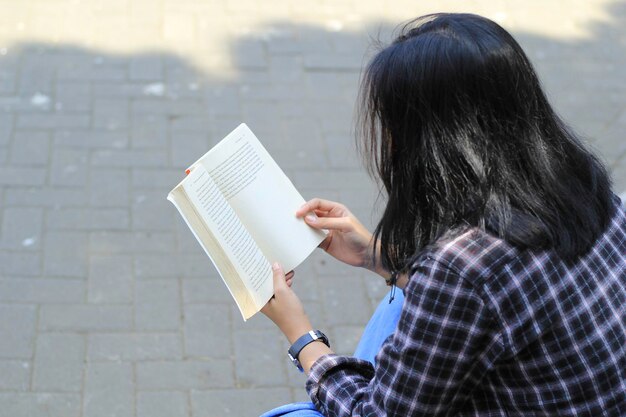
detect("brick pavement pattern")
[0,0,624,416]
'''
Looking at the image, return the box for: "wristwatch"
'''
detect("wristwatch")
[287,330,330,372]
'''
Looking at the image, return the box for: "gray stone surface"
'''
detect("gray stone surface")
[33,333,85,391]
[0,305,37,359]
[0,0,624,416]
[137,391,189,417]
[84,363,134,417]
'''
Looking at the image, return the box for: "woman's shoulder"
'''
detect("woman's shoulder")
[411,195,626,286]
[409,227,519,286]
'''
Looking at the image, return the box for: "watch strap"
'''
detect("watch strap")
[288,330,330,372]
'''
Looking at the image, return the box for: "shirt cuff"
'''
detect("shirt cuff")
[305,354,375,414]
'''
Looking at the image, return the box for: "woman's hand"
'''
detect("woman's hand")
[261,263,312,344]
[262,263,333,374]
[296,198,389,279]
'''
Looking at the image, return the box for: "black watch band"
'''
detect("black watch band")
[287,330,330,372]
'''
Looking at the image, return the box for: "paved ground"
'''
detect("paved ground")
[0,0,624,416]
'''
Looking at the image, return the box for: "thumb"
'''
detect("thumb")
[272,262,287,295]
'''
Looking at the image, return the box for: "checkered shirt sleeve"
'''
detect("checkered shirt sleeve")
[306,258,506,416]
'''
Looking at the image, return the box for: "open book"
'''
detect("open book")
[167,124,327,320]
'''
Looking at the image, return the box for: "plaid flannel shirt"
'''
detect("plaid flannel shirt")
[306,198,626,416]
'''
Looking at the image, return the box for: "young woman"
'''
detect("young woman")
[261,13,626,416]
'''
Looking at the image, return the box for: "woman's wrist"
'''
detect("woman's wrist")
[362,239,391,278]
[298,340,333,374]
[283,319,314,345]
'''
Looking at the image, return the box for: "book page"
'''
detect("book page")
[181,165,273,312]
[168,187,258,320]
[195,124,327,273]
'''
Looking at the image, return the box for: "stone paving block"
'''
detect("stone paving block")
[0,166,46,186]
[184,304,231,358]
[58,63,126,81]
[0,360,31,390]
[291,386,311,403]
[0,278,84,303]
[0,304,37,358]
[83,362,134,417]
[182,277,232,304]
[93,99,129,130]
[170,114,212,133]
[49,148,89,187]
[0,113,13,146]
[170,131,211,168]
[135,279,180,330]
[43,231,88,277]
[88,333,182,361]
[33,333,85,391]
[268,56,304,83]
[308,250,360,277]
[233,329,288,387]
[10,130,50,165]
[289,266,320,302]
[90,168,130,207]
[132,167,183,189]
[4,186,88,207]
[232,42,268,70]
[0,207,43,250]
[204,88,241,117]
[0,96,38,113]
[132,191,175,230]
[91,82,149,99]
[163,13,195,43]
[54,130,128,149]
[304,53,363,70]
[0,393,81,417]
[39,305,133,331]
[174,216,211,254]
[0,69,16,96]
[55,82,91,112]
[47,207,130,231]
[18,66,54,95]
[130,114,168,148]
[323,132,361,168]
[177,254,216,278]
[136,359,234,389]
[319,275,372,326]
[134,253,180,278]
[129,55,164,80]
[332,325,366,356]
[90,231,177,254]
[17,113,90,129]
[91,148,168,168]
[191,388,292,417]
[0,250,42,277]
[230,305,275,331]
[364,272,392,304]
[137,391,189,417]
[131,98,205,116]
[88,255,133,303]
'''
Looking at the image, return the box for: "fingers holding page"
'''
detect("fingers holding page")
[296,198,345,217]
[285,270,295,287]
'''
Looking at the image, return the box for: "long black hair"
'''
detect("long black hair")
[359,13,614,273]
